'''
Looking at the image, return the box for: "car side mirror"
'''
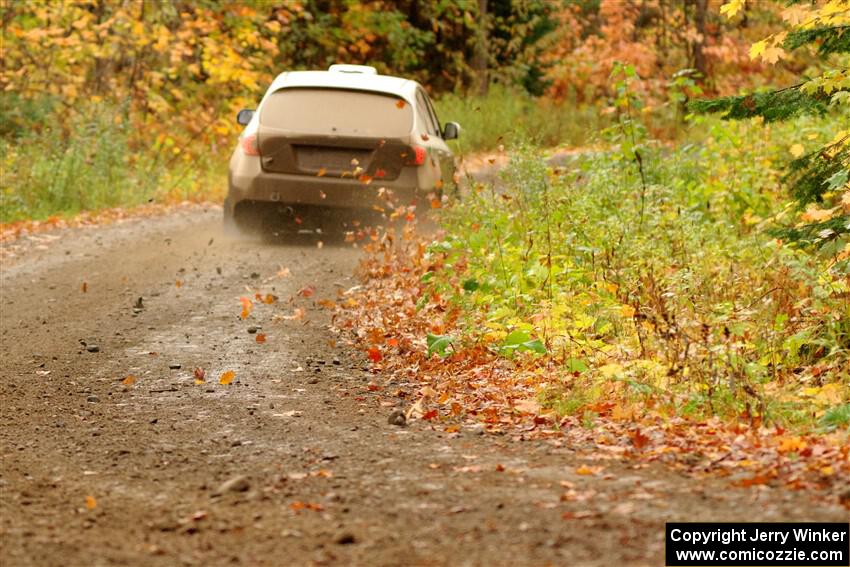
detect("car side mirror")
[442,121,460,140]
[236,109,255,126]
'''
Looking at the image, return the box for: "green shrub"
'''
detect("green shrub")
[421,112,848,426]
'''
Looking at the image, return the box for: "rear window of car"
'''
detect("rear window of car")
[260,88,413,137]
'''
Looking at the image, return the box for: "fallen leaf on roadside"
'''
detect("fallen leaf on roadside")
[175,279,182,288]
[575,465,604,476]
[85,495,97,510]
[122,375,136,386]
[81,281,88,293]
[256,333,266,344]
[778,436,807,454]
[630,428,650,450]
[194,367,205,384]
[263,294,276,304]
[219,370,235,385]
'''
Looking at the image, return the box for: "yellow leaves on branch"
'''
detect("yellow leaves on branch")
[725,0,850,64]
[719,0,745,19]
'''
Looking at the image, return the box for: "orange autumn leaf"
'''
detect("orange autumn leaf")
[81,281,88,293]
[255,333,266,343]
[629,428,650,450]
[85,495,97,510]
[575,465,603,476]
[395,99,405,109]
[290,501,324,512]
[367,346,382,362]
[239,296,253,319]
[778,436,807,453]
[219,370,235,385]
[263,293,276,304]
[121,375,136,386]
[193,367,205,384]
[316,167,326,177]
[175,279,182,288]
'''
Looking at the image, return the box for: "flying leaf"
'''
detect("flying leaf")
[298,285,315,298]
[219,370,235,385]
[367,347,382,362]
[121,375,136,386]
[256,333,266,344]
[81,281,88,293]
[85,495,97,510]
[239,296,253,319]
[395,99,406,109]
[194,367,205,384]
[575,465,604,476]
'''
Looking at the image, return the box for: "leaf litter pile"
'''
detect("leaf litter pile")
[333,223,850,507]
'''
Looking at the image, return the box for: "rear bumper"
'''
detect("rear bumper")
[227,152,434,216]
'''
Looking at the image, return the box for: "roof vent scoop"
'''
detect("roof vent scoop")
[328,64,378,75]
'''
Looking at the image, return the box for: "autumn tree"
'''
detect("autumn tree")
[691,0,850,249]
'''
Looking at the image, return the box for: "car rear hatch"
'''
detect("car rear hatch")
[257,88,415,182]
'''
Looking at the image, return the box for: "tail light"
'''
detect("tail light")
[405,145,426,166]
[241,133,259,156]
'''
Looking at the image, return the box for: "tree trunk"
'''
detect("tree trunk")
[692,0,708,82]
[472,0,488,96]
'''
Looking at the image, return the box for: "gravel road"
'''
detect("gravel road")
[1,206,845,567]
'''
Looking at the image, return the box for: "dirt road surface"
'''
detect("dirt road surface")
[1,206,846,567]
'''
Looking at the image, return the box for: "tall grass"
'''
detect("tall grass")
[0,100,224,223]
[434,85,608,154]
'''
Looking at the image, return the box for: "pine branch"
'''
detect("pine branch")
[688,85,829,122]
[784,26,850,55]
[783,140,850,206]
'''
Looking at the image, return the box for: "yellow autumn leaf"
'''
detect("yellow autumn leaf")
[620,304,636,318]
[749,39,768,60]
[761,46,785,64]
[789,144,805,158]
[219,370,235,385]
[720,0,745,19]
[815,383,844,405]
[121,375,136,386]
